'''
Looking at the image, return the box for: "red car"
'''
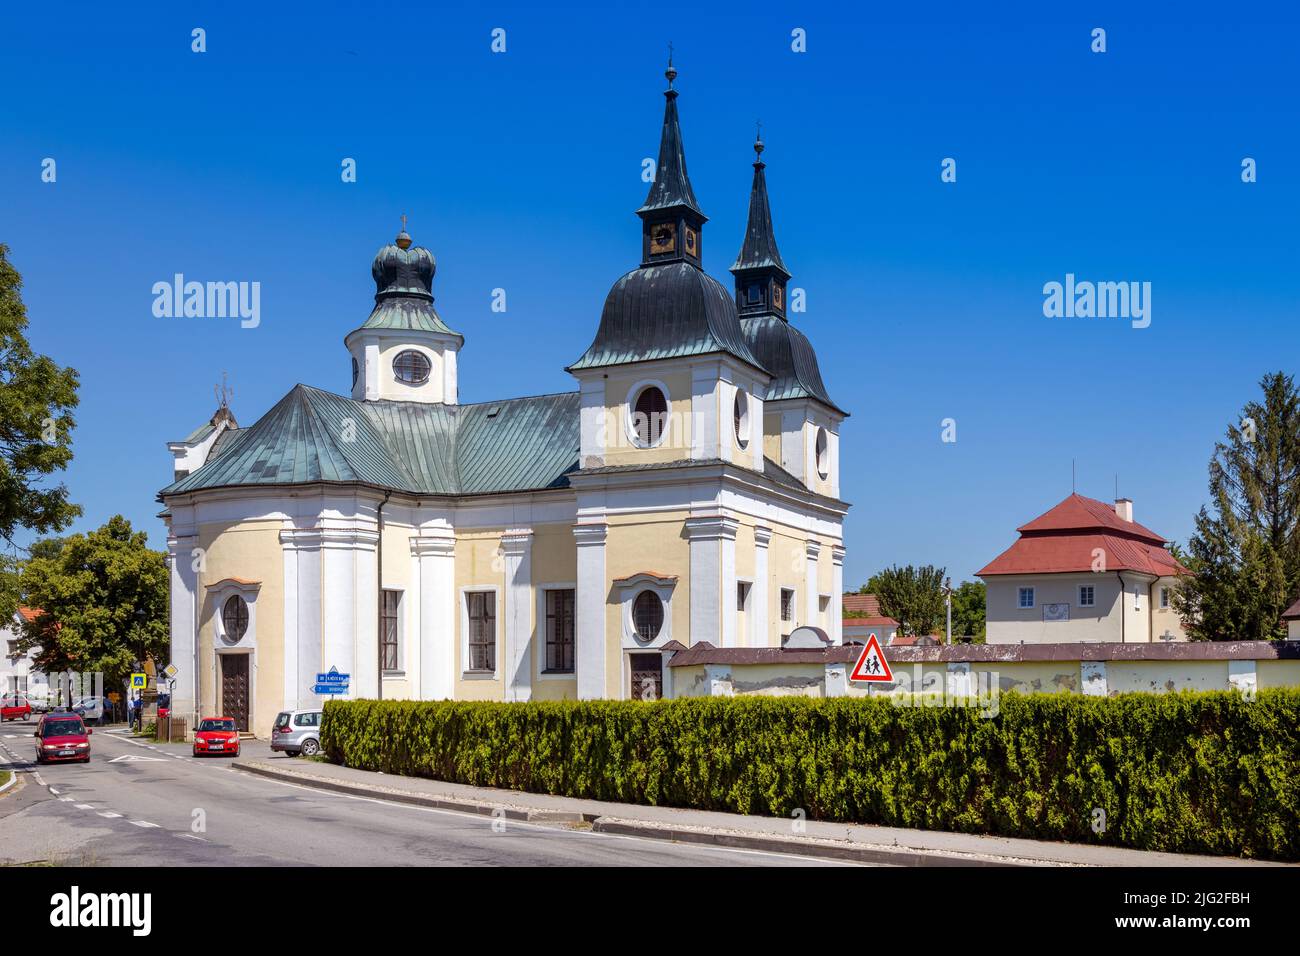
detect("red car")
[34,714,92,763]
[192,717,240,757]
[1,694,32,721]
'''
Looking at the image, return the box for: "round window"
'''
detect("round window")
[632,590,664,642]
[734,390,749,450]
[632,386,668,447]
[392,350,431,385]
[815,427,829,480]
[222,595,249,644]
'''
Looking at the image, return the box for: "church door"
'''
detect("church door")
[220,654,250,732]
[630,653,663,701]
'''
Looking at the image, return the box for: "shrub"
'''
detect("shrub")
[321,691,1300,860]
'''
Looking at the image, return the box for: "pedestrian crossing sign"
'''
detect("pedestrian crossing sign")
[130,672,147,689]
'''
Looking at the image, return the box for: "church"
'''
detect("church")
[159,65,850,737]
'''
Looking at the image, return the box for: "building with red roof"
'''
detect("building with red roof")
[977,494,1189,644]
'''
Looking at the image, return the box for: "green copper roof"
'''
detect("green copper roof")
[740,315,846,415]
[355,298,462,339]
[159,385,579,498]
[348,236,462,342]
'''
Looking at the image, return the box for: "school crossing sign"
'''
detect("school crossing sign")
[848,633,893,683]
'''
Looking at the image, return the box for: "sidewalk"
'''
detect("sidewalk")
[232,758,1286,867]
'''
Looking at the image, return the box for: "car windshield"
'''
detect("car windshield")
[43,719,84,736]
[198,719,235,732]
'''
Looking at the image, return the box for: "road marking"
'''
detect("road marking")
[179,833,206,841]
[97,811,122,818]
[48,787,59,794]
[130,820,160,828]
[58,796,72,802]
[74,803,96,809]
[108,754,168,763]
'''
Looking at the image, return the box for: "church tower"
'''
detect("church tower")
[344,224,464,404]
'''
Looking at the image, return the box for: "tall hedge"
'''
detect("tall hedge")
[321,691,1300,860]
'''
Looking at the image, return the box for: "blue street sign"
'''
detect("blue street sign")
[316,667,350,684]
[311,684,348,695]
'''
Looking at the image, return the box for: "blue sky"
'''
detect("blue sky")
[2,1,1297,587]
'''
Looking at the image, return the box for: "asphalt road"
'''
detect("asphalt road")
[0,718,850,867]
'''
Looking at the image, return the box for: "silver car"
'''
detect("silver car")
[270,709,323,756]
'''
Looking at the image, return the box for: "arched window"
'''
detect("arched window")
[222,595,249,644]
[815,427,829,480]
[632,386,669,447]
[632,590,664,642]
[392,350,431,385]
[351,356,359,388]
[734,391,750,450]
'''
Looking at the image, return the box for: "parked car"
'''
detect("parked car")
[33,713,91,763]
[29,695,52,714]
[271,709,323,756]
[72,696,105,724]
[1,694,32,722]
[192,717,240,757]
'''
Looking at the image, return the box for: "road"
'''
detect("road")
[0,717,850,867]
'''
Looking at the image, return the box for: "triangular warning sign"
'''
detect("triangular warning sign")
[848,633,893,682]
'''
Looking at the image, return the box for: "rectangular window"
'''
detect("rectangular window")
[1018,587,1035,609]
[1078,585,1095,607]
[381,589,401,672]
[1159,587,1170,609]
[467,591,496,672]
[545,589,575,673]
[819,594,831,621]
[780,588,795,623]
[737,581,751,611]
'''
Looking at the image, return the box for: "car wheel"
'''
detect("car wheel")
[301,738,320,757]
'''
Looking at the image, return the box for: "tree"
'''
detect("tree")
[950,580,986,641]
[867,564,947,637]
[17,515,168,690]
[1174,372,1300,640]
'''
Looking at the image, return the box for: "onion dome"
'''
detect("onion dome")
[347,226,461,341]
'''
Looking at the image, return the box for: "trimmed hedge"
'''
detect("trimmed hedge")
[321,691,1300,860]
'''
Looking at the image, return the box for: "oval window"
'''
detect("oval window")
[392,350,431,385]
[815,427,829,480]
[734,391,750,450]
[632,590,664,642]
[222,595,249,644]
[632,386,668,447]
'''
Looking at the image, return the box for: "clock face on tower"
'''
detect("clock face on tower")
[684,225,698,256]
[773,283,783,310]
[649,222,677,255]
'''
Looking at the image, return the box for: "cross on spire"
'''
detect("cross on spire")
[214,370,233,411]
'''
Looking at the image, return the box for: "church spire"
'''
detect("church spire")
[636,53,706,267]
[731,127,791,320]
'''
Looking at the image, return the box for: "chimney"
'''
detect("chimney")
[1114,498,1133,522]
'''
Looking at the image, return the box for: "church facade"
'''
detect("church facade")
[159,66,849,737]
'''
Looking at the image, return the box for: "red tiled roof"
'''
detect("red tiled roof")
[842,593,881,615]
[978,494,1188,577]
[843,616,898,628]
[17,606,42,623]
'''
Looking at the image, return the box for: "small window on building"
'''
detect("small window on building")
[746,283,762,305]
[1134,586,1141,611]
[545,589,575,673]
[1159,587,1170,609]
[351,356,359,388]
[632,386,669,447]
[734,390,750,451]
[815,428,829,480]
[1078,585,1095,607]
[780,588,795,623]
[1018,587,1035,609]
[392,349,431,385]
[632,590,664,642]
[819,594,831,622]
[222,595,249,643]
[737,581,751,611]
[466,591,496,672]
[381,590,401,671]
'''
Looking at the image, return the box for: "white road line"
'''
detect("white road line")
[179,833,206,841]
[48,787,59,795]
[58,796,72,802]
[74,803,95,809]
[130,820,160,828]
[97,811,122,818]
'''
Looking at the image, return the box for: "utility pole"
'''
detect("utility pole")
[945,577,953,645]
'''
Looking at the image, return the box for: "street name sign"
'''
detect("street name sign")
[849,633,894,683]
[311,684,347,695]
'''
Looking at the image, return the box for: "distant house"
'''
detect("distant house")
[1,607,51,698]
[1282,599,1300,640]
[842,593,898,644]
[977,494,1188,644]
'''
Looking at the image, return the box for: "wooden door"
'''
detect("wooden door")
[629,653,663,701]
[220,654,250,731]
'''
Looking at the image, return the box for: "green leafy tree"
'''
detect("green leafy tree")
[950,580,986,641]
[1174,372,1300,640]
[0,244,81,619]
[866,564,947,637]
[17,515,168,688]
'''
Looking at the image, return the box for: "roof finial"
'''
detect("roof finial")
[395,213,412,249]
[665,42,677,90]
[754,120,764,163]
[214,370,233,412]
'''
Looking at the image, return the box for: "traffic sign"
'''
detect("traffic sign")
[162,663,179,680]
[315,667,349,685]
[849,633,894,683]
[311,684,347,695]
[129,672,147,689]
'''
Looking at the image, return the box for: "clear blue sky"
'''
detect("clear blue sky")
[2,1,1297,588]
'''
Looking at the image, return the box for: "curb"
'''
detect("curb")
[232,762,1030,866]
[0,772,16,796]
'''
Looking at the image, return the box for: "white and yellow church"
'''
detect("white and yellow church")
[159,66,850,737]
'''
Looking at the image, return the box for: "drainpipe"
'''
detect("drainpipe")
[376,491,392,700]
[1115,572,1126,643]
